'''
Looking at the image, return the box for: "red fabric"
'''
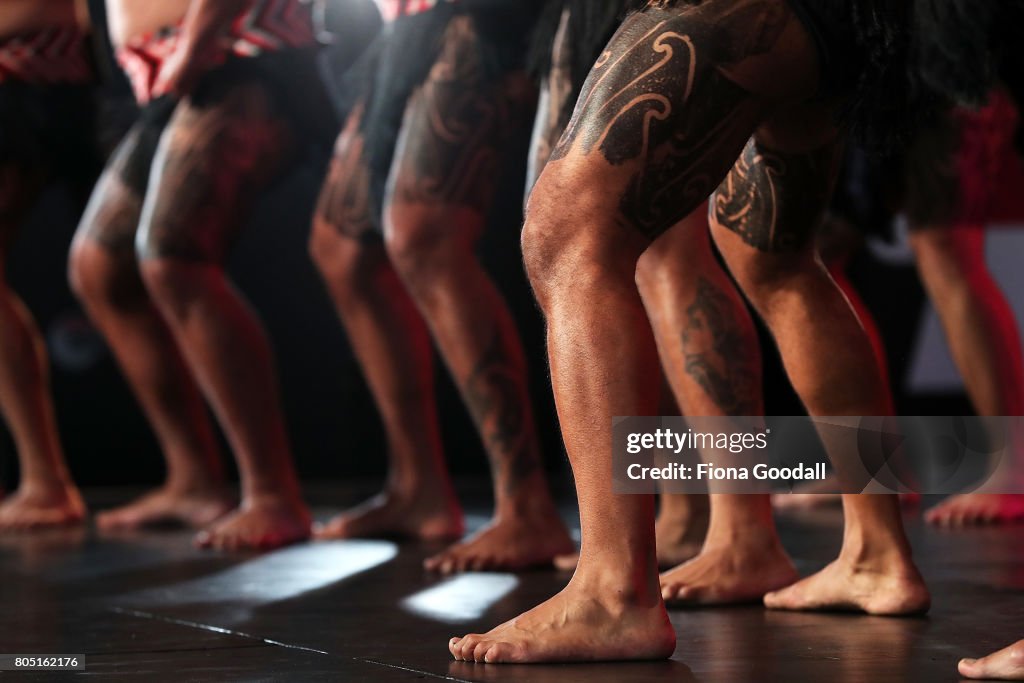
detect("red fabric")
[955,89,1022,225]
[0,26,92,85]
[117,0,316,103]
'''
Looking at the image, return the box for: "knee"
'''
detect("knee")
[522,192,615,311]
[309,216,385,304]
[138,257,207,322]
[68,238,144,312]
[522,200,569,309]
[634,232,690,300]
[383,202,469,286]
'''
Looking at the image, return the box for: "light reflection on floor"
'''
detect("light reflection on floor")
[402,573,520,623]
[115,540,399,607]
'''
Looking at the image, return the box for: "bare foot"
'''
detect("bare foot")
[449,581,676,663]
[960,640,1024,680]
[313,490,463,541]
[0,485,86,532]
[655,503,708,569]
[194,495,311,551]
[424,508,575,574]
[925,494,1024,527]
[96,486,234,531]
[660,537,798,605]
[764,555,930,616]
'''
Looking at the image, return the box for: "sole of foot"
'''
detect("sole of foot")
[96,487,235,531]
[959,640,1024,680]
[312,491,463,542]
[763,558,931,616]
[661,541,798,605]
[194,497,311,551]
[449,586,676,663]
[925,494,1024,527]
[424,510,576,574]
[0,487,86,532]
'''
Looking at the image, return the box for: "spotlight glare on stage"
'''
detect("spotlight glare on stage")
[401,574,519,624]
[116,541,399,608]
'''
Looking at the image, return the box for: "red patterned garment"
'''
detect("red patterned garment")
[117,0,318,103]
[0,25,92,85]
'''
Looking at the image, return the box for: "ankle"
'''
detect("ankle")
[17,473,74,498]
[571,561,663,608]
[494,488,561,522]
[838,531,914,571]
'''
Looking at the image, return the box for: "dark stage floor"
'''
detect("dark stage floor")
[2,482,1022,682]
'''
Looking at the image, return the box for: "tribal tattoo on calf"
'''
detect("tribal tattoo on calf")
[550,0,790,238]
[463,327,542,497]
[392,16,534,212]
[683,277,760,414]
[713,136,840,252]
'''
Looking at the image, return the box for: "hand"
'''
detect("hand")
[151,40,223,99]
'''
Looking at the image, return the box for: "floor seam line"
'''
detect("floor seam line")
[357,658,469,682]
[108,606,464,679]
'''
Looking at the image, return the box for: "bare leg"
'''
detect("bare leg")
[381,16,572,574]
[529,6,713,571]
[773,218,891,510]
[654,491,708,568]
[525,5,574,198]
[452,0,818,662]
[711,112,929,616]
[69,126,231,531]
[961,640,1024,680]
[915,226,1024,525]
[310,105,463,542]
[0,168,84,530]
[136,84,309,550]
[638,209,796,602]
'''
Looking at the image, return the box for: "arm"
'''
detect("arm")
[152,0,251,98]
[176,0,250,64]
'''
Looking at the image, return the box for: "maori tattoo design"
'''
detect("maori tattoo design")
[463,326,541,497]
[317,104,379,242]
[391,16,533,212]
[682,277,760,415]
[550,1,790,238]
[714,136,840,252]
[77,123,157,255]
[139,84,291,263]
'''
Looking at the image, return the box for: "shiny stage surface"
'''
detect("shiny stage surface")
[2,482,1022,682]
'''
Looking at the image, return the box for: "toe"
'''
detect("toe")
[958,657,981,678]
[484,642,516,664]
[193,530,213,549]
[763,589,784,609]
[471,639,492,662]
[457,634,482,661]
